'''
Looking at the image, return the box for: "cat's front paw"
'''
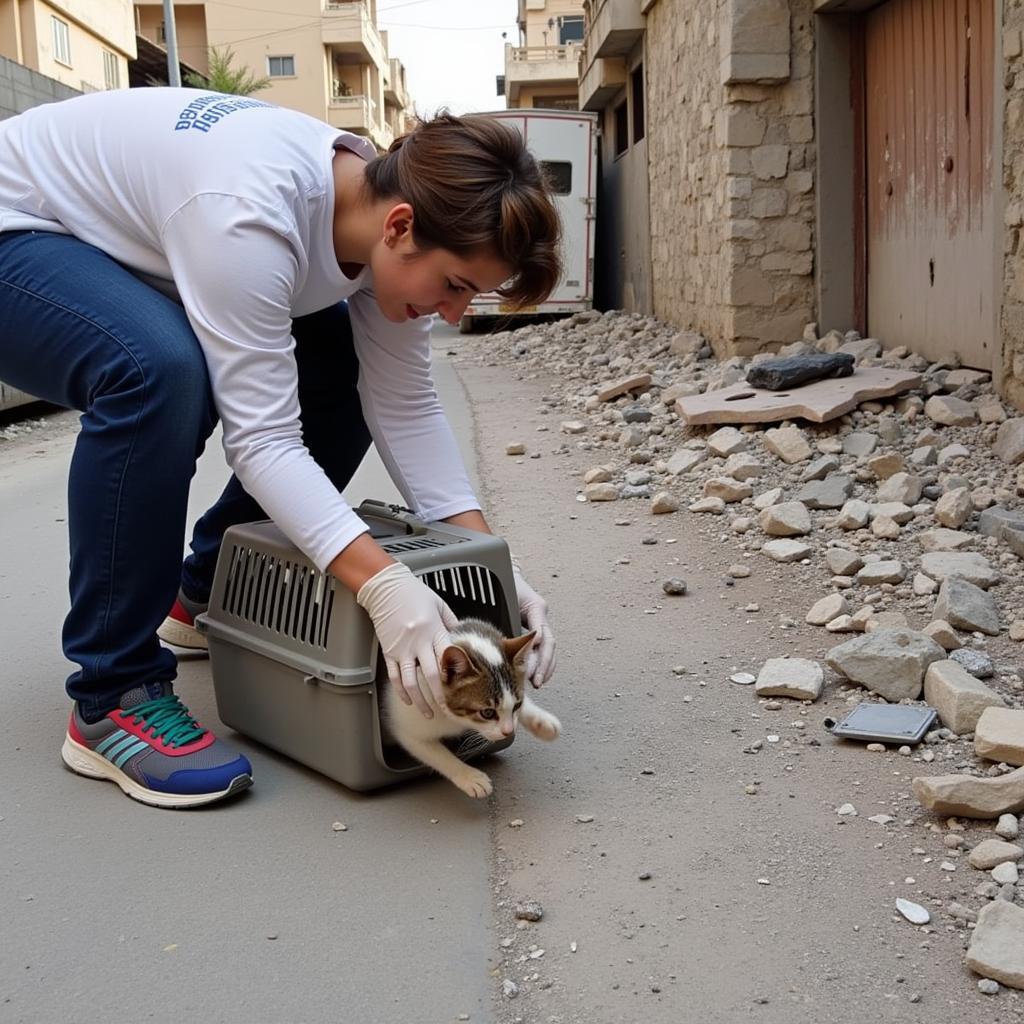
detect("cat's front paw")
[523,707,561,742]
[454,766,493,799]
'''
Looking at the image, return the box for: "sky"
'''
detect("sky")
[376,0,519,116]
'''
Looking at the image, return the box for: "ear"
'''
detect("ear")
[502,631,536,665]
[441,644,474,686]
[383,202,415,244]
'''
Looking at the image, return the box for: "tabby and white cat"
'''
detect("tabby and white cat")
[383,618,562,798]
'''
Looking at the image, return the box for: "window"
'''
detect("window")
[613,99,628,157]
[631,62,645,143]
[540,161,572,195]
[559,15,585,44]
[103,50,120,90]
[156,22,166,44]
[267,55,296,77]
[51,16,71,67]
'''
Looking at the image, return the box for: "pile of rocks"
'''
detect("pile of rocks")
[466,308,1024,989]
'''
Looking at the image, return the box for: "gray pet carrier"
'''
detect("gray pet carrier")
[198,500,519,791]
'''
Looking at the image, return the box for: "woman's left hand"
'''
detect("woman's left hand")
[511,563,556,688]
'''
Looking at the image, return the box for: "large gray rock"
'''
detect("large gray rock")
[806,593,850,626]
[795,474,854,510]
[707,426,748,457]
[754,657,823,700]
[833,500,870,530]
[801,454,840,481]
[923,660,1007,733]
[667,448,706,475]
[826,629,945,701]
[919,528,973,552]
[876,472,924,505]
[762,426,812,464]
[994,418,1024,465]
[722,453,764,481]
[855,560,906,585]
[842,431,878,458]
[935,487,973,528]
[703,477,753,503]
[825,548,863,576]
[869,501,914,524]
[919,552,1000,589]
[966,901,1024,990]
[934,577,1001,636]
[758,501,811,537]
[762,539,813,562]
[913,765,1024,819]
[925,394,977,426]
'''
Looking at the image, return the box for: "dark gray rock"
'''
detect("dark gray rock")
[795,473,854,510]
[622,404,653,424]
[745,353,855,391]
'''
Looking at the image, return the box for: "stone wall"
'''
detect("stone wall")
[0,54,79,121]
[646,0,816,357]
[646,1,731,350]
[1002,0,1024,409]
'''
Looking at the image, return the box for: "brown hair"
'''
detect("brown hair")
[363,112,562,307]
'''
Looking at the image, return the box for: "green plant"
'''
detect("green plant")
[184,46,271,95]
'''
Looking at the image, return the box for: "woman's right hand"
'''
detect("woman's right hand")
[355,561,458,717]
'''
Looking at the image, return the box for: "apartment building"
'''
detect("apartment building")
[503,0,584,109]
[133,0,414,151]
[578,0,1024,411]
[0,0,135,95]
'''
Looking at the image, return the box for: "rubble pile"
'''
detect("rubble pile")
[464,309,1024,993]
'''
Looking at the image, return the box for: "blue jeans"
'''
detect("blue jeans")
[0,231,370,718]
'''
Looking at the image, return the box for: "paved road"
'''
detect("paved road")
[0,321,497,1024]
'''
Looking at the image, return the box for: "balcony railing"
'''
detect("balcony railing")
[322,1,387,69]
[508,43,582,65]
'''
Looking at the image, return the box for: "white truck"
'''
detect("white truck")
[460,108,598,333]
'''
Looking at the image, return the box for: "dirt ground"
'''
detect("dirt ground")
[451,348,1024,1024]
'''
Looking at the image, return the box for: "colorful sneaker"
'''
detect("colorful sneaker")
[157,596,208,651]
[61,683,252,808]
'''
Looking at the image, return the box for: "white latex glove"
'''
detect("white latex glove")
[356,562,458,717]
[511,560,556,688]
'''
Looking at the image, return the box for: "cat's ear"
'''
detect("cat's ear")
[441,644,474,686]
[502,631,536,665]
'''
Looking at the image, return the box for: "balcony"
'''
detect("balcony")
[504,42,582,106]
[328,92,394,151]
[384,57,409,110]
[328,92,377,134]
[585,0,644,59]
[322,1,387,70]
[578,52,626,111]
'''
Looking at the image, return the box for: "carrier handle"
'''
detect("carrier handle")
[356,499,429,535]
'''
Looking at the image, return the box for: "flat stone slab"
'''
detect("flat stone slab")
[975,708,1024,767]
[674,367,923,425]
[762,539,813,562]
[754,657,823,700]
[919,552,1000,589]
[597,373,652,402]
[912,764,1024,819]
[966,901,1024,990]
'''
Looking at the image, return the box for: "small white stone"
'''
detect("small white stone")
[896,898,930,925]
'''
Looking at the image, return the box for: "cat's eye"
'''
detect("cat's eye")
[479,708,497,720]
[513,701,523,711]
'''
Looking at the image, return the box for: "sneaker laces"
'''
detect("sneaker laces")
[127,694,207,748]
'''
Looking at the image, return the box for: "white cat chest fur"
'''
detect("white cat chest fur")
[198,500,518,791]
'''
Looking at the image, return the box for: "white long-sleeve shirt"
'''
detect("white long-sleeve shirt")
[0,87,480,569]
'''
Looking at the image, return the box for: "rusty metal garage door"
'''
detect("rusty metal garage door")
[864,0,996,368]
